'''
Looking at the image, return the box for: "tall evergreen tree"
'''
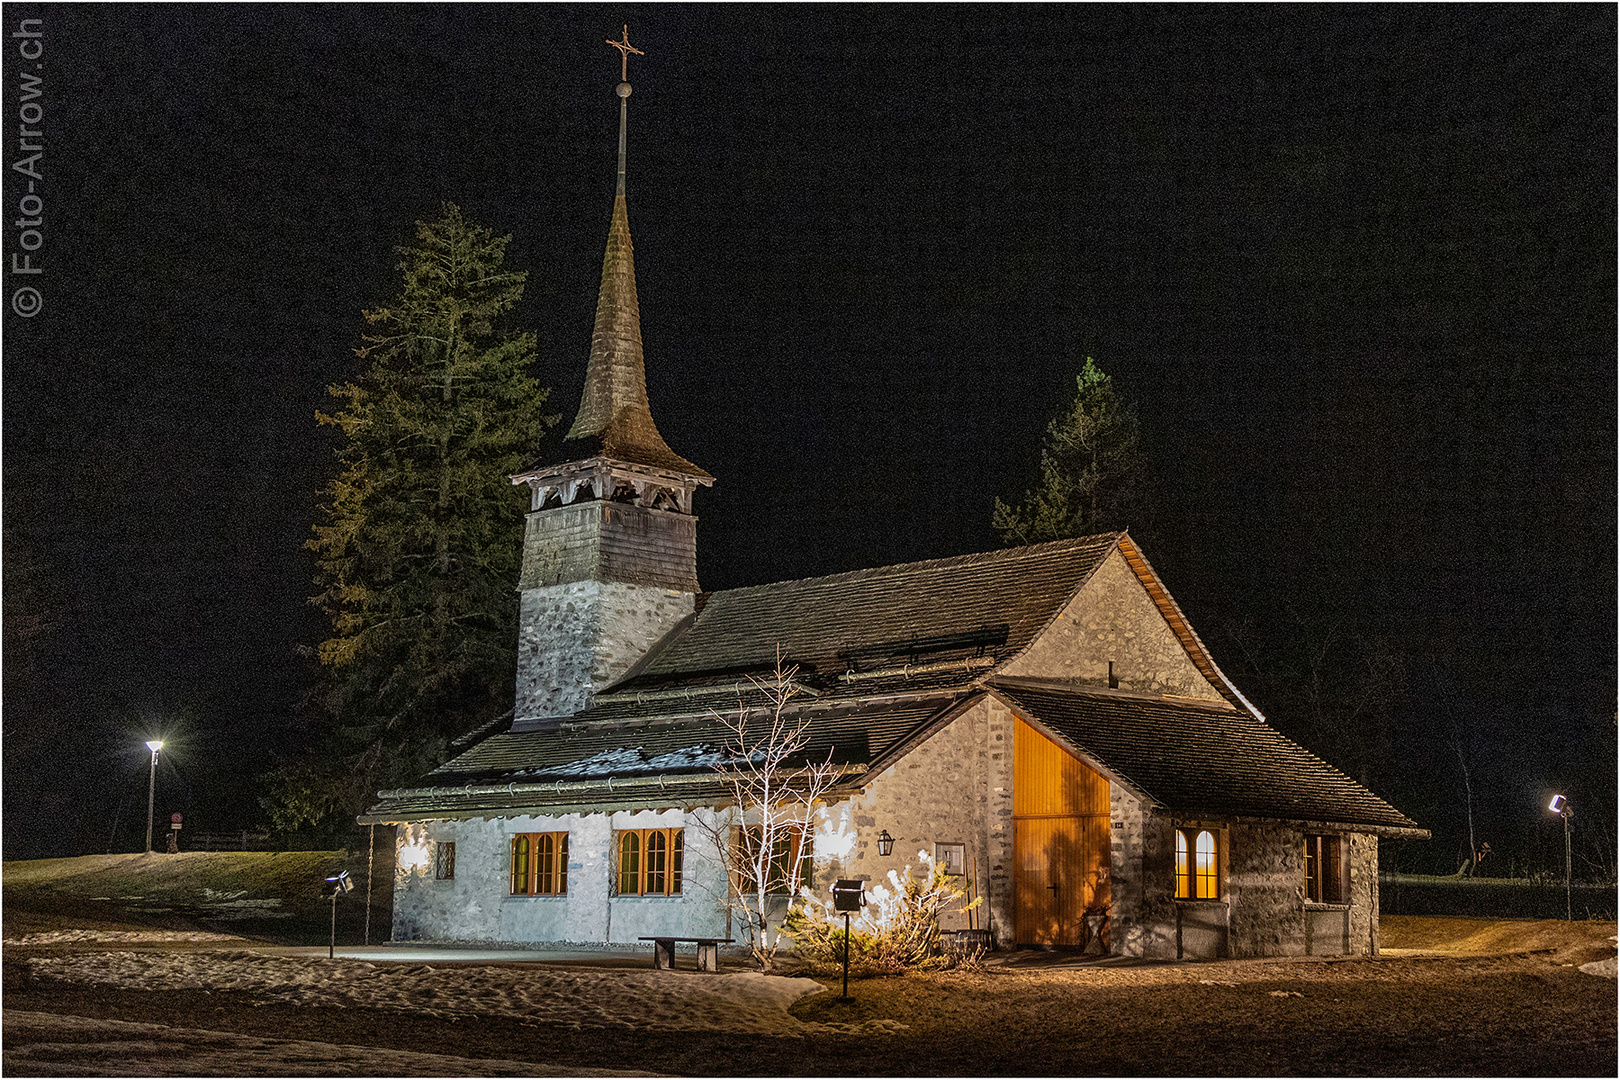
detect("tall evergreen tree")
[271,204,553,836]
[993,357,1145,545]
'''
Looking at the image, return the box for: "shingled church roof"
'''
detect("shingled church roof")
[363,531,1423,836]
[618,532,1122,691]
[990,679,1424,834]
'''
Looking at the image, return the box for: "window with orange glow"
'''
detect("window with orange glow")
[510,832,567,895]
[617,828,683,895]
[1173,827,1221,900]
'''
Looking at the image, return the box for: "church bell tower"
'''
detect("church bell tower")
[510,30,712,722]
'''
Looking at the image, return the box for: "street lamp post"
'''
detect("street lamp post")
[1548,795,1573,921]
[144,740,163,854]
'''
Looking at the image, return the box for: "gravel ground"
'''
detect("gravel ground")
[3,918,1614,1076]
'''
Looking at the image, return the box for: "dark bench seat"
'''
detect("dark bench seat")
[638,936,735,972]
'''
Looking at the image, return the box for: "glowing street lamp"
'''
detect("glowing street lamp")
[1548,794,1573,921]
[144,740,164,854]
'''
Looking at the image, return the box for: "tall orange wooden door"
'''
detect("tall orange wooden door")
[1014,717,1110,946]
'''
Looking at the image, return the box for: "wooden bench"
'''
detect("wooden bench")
[638,936,734,972]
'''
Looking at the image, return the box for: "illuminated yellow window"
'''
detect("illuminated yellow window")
[1174,827,1221,900]
[732,825,814,896]
[510,832,568,895]
[618,828,683,896]
[1195,830,1218,899]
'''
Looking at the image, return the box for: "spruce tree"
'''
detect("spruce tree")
[993,357,1145,545]
[273,204,552,836]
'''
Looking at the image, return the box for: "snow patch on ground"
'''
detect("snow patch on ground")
[1579,955,1616,977]
[4,929,247,946]
[16,950,903,1037]
[1,1011,657,1077]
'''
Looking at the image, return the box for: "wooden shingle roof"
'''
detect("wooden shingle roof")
[360,695,957,822]
[992,679,1426,835]
[619,533,1121,690]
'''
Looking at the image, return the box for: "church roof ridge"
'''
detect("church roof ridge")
[711,531,1125,597]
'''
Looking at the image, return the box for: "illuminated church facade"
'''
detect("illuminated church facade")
[361,48,1424,960]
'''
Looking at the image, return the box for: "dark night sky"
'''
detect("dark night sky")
[3,5,1614,865]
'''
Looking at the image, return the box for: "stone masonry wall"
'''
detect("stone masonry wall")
[818,697,1017,945]
[1349,832,1380,956]
[1227,821,1308,957]
[391,809,731,944]
[1109,790,1180,959]
[515,580,693,720]
[1225,823,1378,958]
[1000,548,1223,701]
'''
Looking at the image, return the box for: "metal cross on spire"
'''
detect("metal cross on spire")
[606,24,644,83]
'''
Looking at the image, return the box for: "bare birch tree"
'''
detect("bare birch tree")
[693,654,841,973]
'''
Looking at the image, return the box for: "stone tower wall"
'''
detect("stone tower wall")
[516,579,693,720]
[513,497,699,720]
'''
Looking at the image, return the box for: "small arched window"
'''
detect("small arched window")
[619,831,641,895]
[1195,830,1218,899]
[1173,826,1222,900]
[511,835,530,895]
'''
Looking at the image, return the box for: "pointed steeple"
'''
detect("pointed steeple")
[506,29,710,723]
[563,53,710,479]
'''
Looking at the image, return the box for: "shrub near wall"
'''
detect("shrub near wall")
[1380,875,1618,919]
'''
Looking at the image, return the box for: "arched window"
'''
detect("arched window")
[619,831,641,895]
[537,833,555,895]
[1195,830,1218,899]
[616,828,684,895]
[510,834,530,895]
[1173,826,1222,900]
[646,830,667,894]
[511,832,568,895]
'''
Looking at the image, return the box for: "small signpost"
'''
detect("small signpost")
[166,813,182,854]
[831,879,866,1000]
[324,870,353,959]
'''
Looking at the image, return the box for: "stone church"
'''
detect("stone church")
[361,61,1425,961]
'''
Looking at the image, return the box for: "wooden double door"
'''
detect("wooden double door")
[1013,717,1111,946]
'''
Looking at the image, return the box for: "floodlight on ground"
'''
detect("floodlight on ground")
[832,879,867,999]
[324,870,354,958]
